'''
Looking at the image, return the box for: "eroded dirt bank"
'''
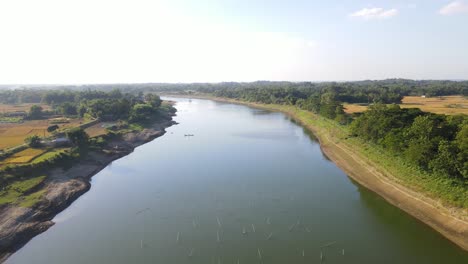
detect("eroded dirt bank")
[0,119,176,262]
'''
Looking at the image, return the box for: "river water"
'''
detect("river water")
[6,98,468,264]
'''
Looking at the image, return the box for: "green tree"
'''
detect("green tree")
[404,116,439,168]
[130,103,154,122]
[25,135,41,148]
[429,140,459,177]
[144,94,162,108]
[29,105,43,119]
[66,128,89,148]
[78,104,87,117]
[47,125,59,133]
[455,123,468,179]
[59,102,77,116]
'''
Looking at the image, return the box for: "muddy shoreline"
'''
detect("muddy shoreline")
[0,117,177,263]
[166,94,468,251]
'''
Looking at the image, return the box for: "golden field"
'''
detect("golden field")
[344,95,467,115]
[0,103,51,113]
[0,119,84,150]
[84,123,108,137]
[401,95,468,115]
[343,103,368,114]
[2,148,46,164]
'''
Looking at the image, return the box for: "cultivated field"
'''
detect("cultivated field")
[84,122,108,138]
[0,103,51,113]
[0,119,85,150]
[401,95,468,115]
[344,95,467,115]
[343,103,368,114]
[2,148,46,164]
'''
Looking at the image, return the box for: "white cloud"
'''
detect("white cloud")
[349,7,398,20]
[439,1,468,15]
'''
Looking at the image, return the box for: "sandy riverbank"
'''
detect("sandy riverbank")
[167,94,468,251]
[0,117,177,263]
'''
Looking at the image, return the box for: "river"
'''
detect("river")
[6,98,468,264]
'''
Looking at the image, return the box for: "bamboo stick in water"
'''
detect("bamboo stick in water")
[266,232,273,240]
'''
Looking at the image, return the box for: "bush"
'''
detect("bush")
[24,135,41,148]
[66,128,89,148]
[47,124,59,132]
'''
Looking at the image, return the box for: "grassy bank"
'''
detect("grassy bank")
[260,104,466,209]
[0,101,176,209]
[191,95,467,213]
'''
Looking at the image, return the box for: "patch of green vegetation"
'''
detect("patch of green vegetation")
[248,102,468,208]
[0,176,46,206]
[0,116,22,123]
[12,176,46,192]
[128,123,145,131]
[348,136,468,208]
[31,150,65,164]
[19,189,46,207]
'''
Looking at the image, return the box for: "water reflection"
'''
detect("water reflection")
[6,98,468,264]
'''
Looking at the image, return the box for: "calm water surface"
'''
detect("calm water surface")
[7,98,468,264]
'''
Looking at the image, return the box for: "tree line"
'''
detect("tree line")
[199,85,467,182]
[1,79,467,105]
[19,90,163,123]
[351,104,467,179]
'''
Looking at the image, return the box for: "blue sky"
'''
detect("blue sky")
[0,0,467,83]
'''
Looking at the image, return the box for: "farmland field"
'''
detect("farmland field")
[84,123,108,137]
[401,95,468,115]
[343,95,467,115]
[3,148,47,164]
[0,103,51,113]
[0,119,85,150]
[343,103,368,114]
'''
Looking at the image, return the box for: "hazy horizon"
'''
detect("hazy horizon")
[1,78,468,87]
[1,0,468,84]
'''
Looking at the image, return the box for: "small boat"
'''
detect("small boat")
[242,227,247,235]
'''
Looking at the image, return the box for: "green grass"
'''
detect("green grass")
[30,150,65,164]
[128,123,145,131]
[348,136,468,208]
[0,116,22,123]
[225,99,468,208]
[19,189,47,207]
[0,176,46,206]
[291,106,467,208]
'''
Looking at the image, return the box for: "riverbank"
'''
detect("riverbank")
[167,94,468,251]
[0,113,177,262]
